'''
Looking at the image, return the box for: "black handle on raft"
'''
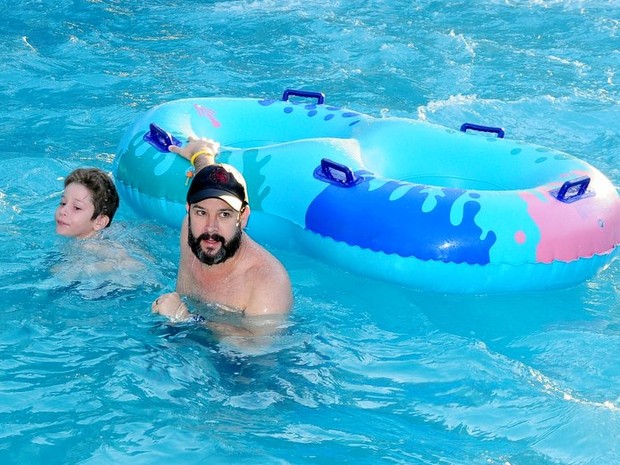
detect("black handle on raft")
[143,123,182,152]
[282,89,325,105]
[313,158,361,187]
[460,122,505,139]
[552,176,592,203]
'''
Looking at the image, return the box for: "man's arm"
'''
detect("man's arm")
[174,217,193,295]
[152,219,193,321]
[244,261,293,316]
[169,137,219,171]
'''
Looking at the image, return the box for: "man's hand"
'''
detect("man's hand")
[152,292,191,322]
[169,136,220,170]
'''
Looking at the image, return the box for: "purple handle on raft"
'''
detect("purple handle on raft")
[314,158,361,188]
[551,176,593,203]
[282,89,325,105]
[460,122,505,139]
[143,123,182,152]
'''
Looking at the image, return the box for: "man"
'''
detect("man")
[152,138,293,334]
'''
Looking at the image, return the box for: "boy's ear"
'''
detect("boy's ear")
[93,214,110,231]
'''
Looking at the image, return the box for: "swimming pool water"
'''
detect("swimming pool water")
[1,1,619,464]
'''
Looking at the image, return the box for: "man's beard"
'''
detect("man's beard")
[187,222,243,266]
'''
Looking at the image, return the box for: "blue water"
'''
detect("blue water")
[1,1,620,464]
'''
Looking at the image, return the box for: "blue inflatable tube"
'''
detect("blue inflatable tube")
[113,91,620,294]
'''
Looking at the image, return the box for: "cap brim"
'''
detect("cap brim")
[187,188,244,211]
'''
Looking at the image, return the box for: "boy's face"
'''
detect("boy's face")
[55,182,108,239]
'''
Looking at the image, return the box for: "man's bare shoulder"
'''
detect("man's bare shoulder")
[243,236,293,315]
[244,236,290,278]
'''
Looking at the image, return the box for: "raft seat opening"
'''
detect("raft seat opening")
[399,175,510,190]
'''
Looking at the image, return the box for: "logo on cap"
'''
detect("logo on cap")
[209,166,231,186]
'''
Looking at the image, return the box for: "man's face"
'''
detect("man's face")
[187,197,243,265]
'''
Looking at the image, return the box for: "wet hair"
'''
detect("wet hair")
[64,168,120,226]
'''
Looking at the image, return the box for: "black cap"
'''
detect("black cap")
[187,164,248,211]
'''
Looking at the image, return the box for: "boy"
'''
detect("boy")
[55,168,119,239]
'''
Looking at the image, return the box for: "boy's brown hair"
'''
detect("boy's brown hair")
[64,168,120,226]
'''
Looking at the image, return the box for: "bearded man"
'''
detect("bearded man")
[152,138,292,335]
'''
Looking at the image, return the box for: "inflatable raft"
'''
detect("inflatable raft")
[113,90,620,294]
